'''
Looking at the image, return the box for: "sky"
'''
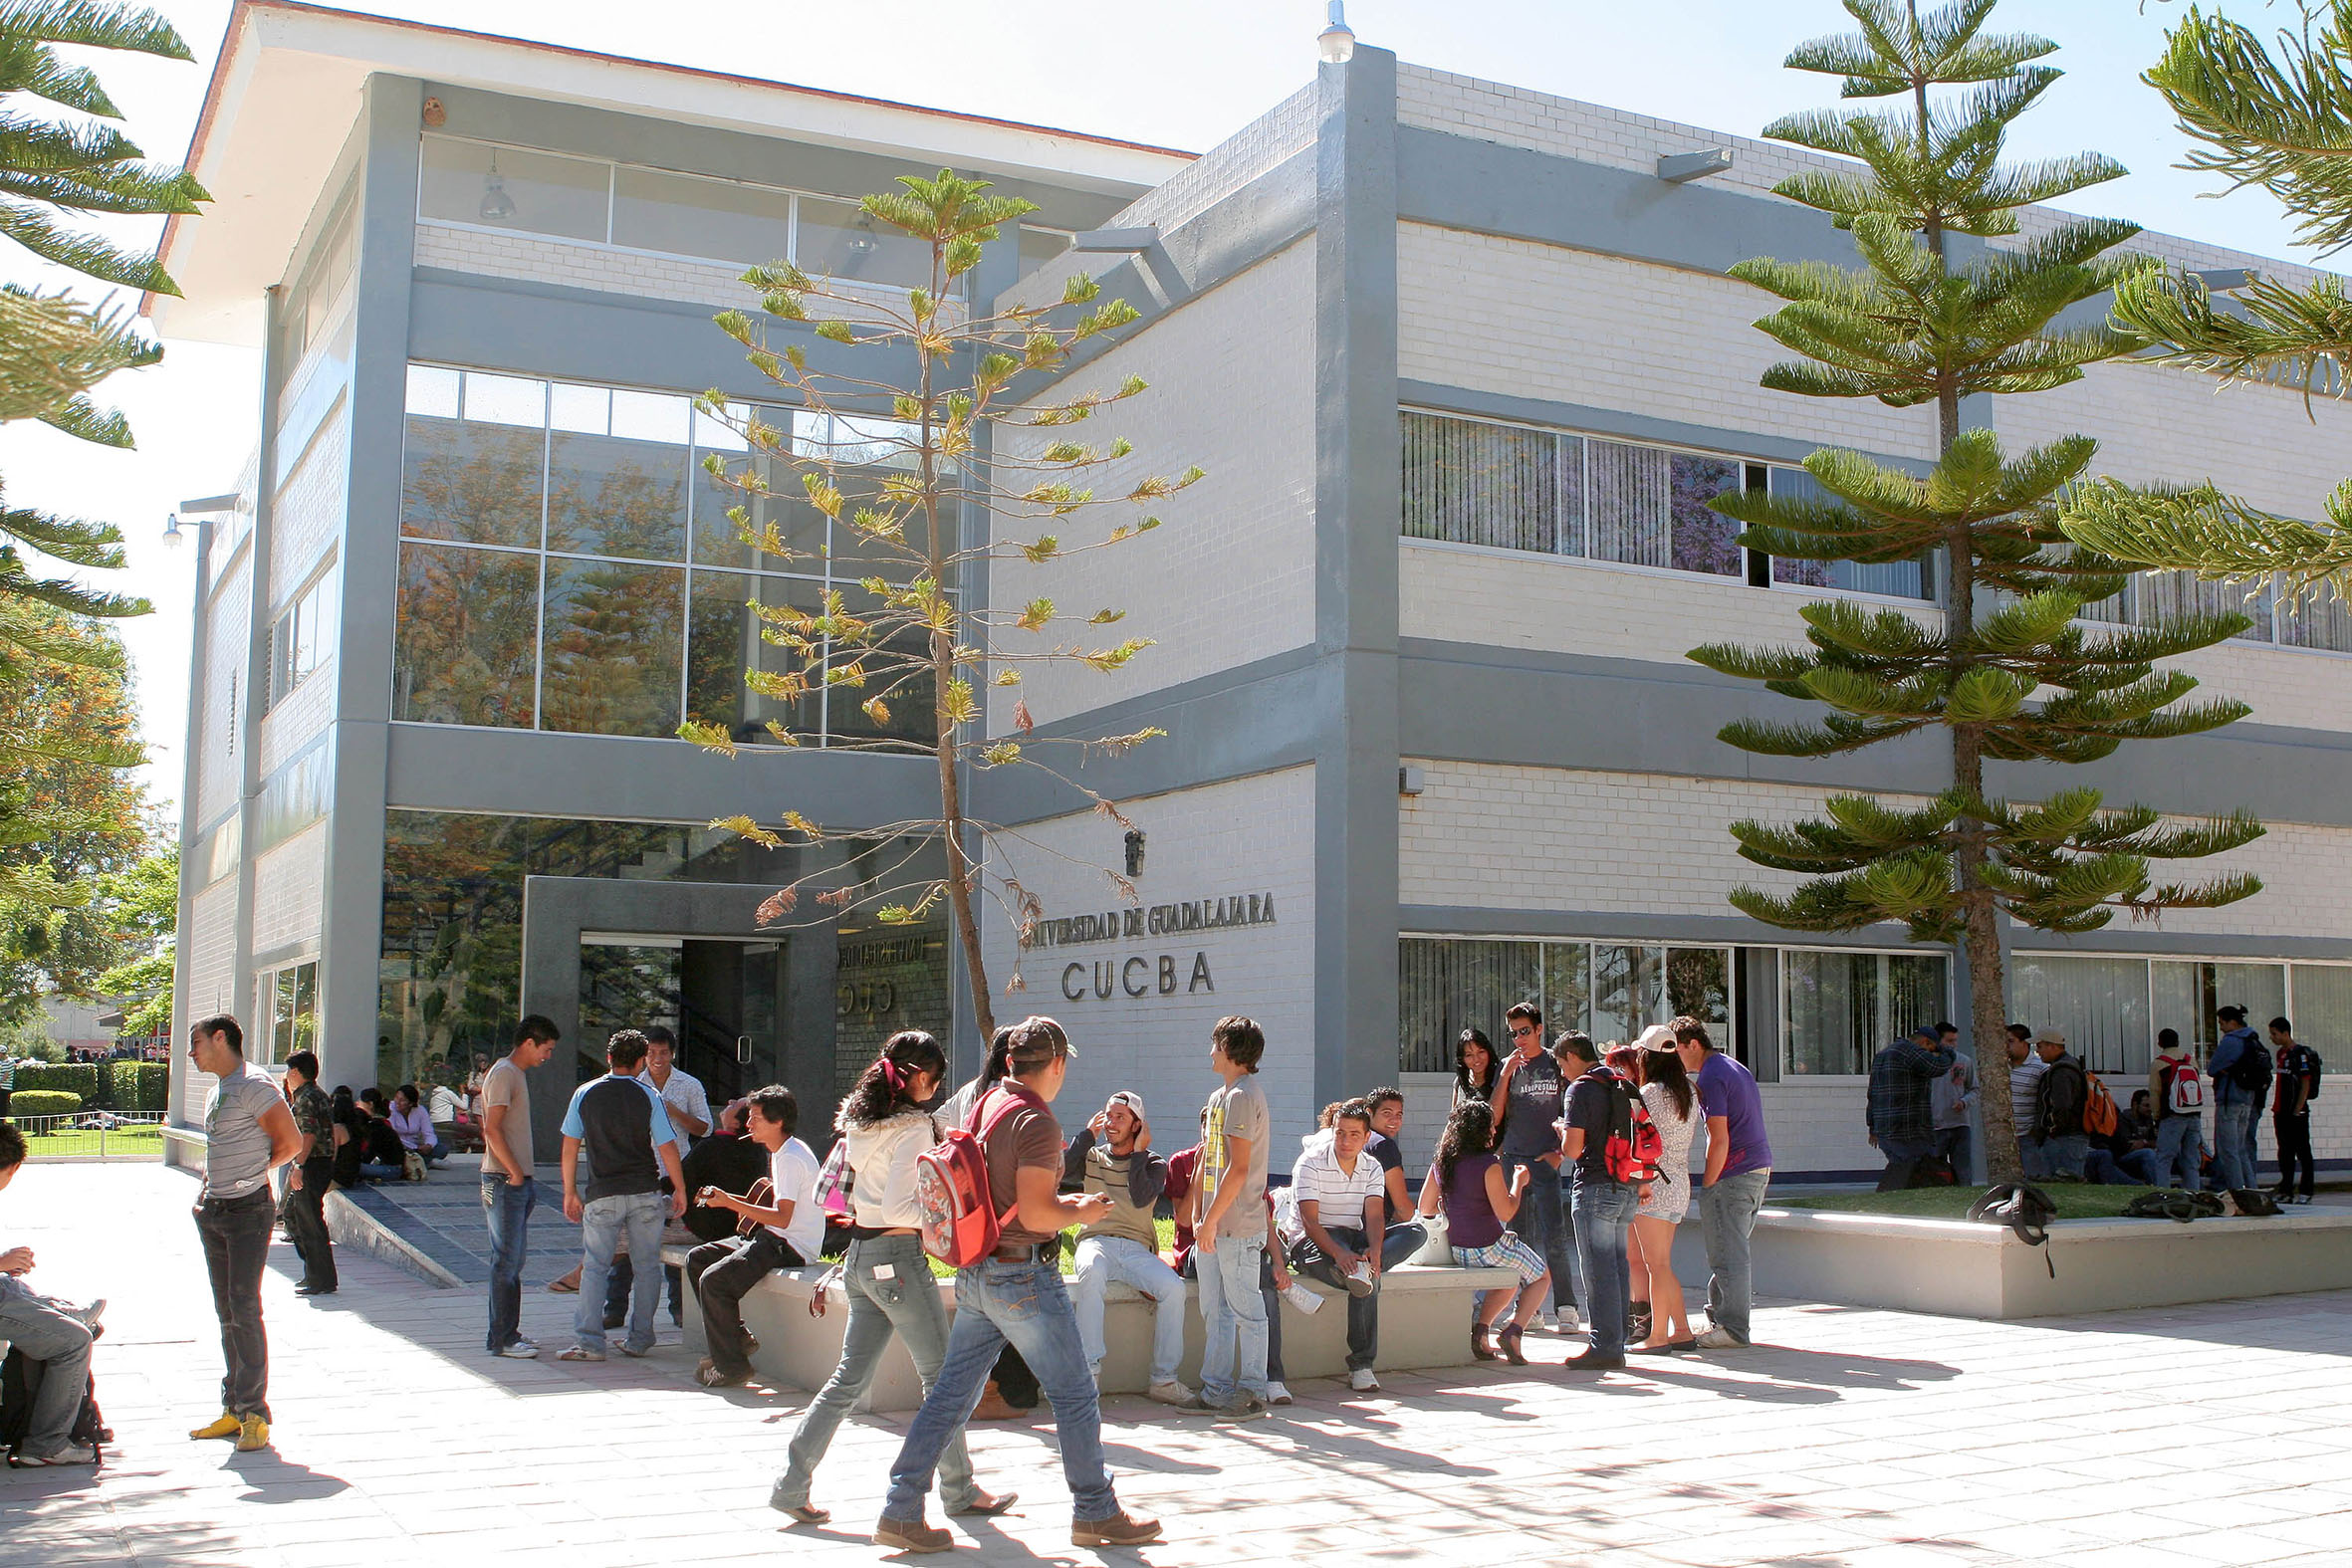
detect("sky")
[0,0,2336,832]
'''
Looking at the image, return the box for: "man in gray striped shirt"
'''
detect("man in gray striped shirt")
[186,1015,300,1454]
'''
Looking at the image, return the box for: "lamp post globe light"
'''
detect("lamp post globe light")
[1317,0,1355,64]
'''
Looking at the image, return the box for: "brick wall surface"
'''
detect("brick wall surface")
[259,663,337,779]
[1108,86,1315,239]
[989,238,1316,730]
[271,407,348,607]
[980,764,1320,1168]
[252,821,328,958]
[194,560,250,829]
[186,879,238,1027]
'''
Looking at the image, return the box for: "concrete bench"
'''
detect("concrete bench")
[663,1245,1520,1411]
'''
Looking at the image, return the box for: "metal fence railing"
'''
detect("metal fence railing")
[3,1110,168,1160]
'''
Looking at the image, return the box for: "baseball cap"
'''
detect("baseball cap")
[2035,1029,2067,1047]
[1004,1016,1077,1071]
[1105,1090,1145,1119]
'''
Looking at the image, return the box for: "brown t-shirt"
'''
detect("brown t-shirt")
[979,1084,1064,1250]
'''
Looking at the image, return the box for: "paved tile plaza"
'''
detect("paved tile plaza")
[5,1162,2350,1567]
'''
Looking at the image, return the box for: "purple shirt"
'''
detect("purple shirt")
[1441,1153,1505,1249]
[1696,1052,1771,1181]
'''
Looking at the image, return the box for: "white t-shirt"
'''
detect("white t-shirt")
[768,1136,823,1261]
[1288,1141,1385,1242]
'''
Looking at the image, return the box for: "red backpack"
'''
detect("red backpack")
[914,1084,1031,1266]
[1599,1069,1664,1186]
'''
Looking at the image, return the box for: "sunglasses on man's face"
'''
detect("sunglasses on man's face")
[1509,1025,1536,1039]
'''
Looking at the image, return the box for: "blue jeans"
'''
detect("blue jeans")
[1288,1222,1427,1373]
[482,1174,537,1352]
[1933,1124,1973,1186]
[2033,1134,2089,1179]
[0,1275,94,1457]
[883,1257,1118,1526]
[1072,1235,1187,1387]
[1878,1133,1936,1174]
[1700,1167,1769,1345]
[1194,1232,1270,1405]
[1569,1173,1637,1357]
[1505,1155,1578,1310]
[776,1232,978,1513]
[2086,1147,2163,1186]
[577,1192,665,1354]
[2154,1115,2203,1190]
[2215,1101,2256,1190]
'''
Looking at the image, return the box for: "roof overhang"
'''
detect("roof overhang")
[151,1,1195,345]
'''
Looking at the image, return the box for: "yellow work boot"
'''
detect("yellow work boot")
[234,1414,271,1452]
[189,1411,240,1441]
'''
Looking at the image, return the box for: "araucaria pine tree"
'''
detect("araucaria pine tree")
[1690,0,2265,1183]
[690,171,1199,1042]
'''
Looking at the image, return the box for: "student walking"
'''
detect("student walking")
[1677,1017,1771,1350]
[1625,1033,1698,1352]
[185,1014,302,1453]
[1493,1004,1578,1333]
[557,1029,687,1362]
[1417,1099,1547,1364]
[772,1032,1013,1525]
[875,1017,1159,1553]
[1190,1015,1275,1420]
[281,1051,338,1296]
[482,1016,560,1359]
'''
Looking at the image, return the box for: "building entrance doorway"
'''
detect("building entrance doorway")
[579,935,786,1107]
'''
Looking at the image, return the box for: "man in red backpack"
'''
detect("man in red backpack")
[877,1017,1160,1554]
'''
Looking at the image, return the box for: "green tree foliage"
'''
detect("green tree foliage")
[2059,1,2352,592]
[93,841,173,1037]
[1691,0,2264,1181]
[693,170,1199,1039]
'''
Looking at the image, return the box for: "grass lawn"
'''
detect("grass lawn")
[1773,1185,2161,1222]
[13,1122,165,1160]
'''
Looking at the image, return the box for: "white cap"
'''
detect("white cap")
[1633,1023,1678,1053]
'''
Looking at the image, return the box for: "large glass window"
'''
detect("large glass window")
[395,364,933,747]
[419,139,610,241]
[1402,412,1560,554]
[2290,964,2352,1057]
[2019,954,2315,1065]
[1781,948,1950,1076]
[268,566,339,709]
[2009,954,2154,1074]
[259,960,318,1066]
[1398,936,1735,1072]
[797,195,937,289]
[1766,465,1937,601]
[611,166,792,266]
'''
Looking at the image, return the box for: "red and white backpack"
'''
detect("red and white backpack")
[2161,1053,2207,1116]
[913,1085,1028,1266]
[1600,1069,1665,1186]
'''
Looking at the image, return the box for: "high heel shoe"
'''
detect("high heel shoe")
[1497,1324,1529,1366]
[1471,1324,1499,1361]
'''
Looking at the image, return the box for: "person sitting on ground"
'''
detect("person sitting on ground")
[428,1079,471,1156]
[389,1084,448,1171]
[2086,1090,2165,1187]
[0,1120,105,1467]
[1063,1091,1191,1406]
[687,1084,823,1389]
[353,1089,408,1182]
[328,1086,363,1190]
[1417,1098,1546,1364]
[1285,1097,1409,1395]
[1454,1028,1500,1109]
[1627,1031,1699,1353]
[1864,1026,1957,1177]
[2029,1032,2091,1182]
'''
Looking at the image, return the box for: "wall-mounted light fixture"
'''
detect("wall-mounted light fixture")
[1124,829,1147,878]
[1657,148,1736,184]
[1399,765,1426,796]
[1317,1,1356,64]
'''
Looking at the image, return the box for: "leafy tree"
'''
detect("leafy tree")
[690,170,1199,1040]
[2059,0,2352,593]
[1689,0,2263,1181]
[93,841,174,1038]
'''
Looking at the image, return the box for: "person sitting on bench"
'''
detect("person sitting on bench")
[687,1085,823,1389]
[0,1119,104,1467]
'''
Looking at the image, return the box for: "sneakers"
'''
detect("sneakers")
[1563,1351,1625,1372]
[1145,1380,1195,1406]
[873,1515,954,1554]
[10,1442,99,1466]
[1556,1305,1583,1334]
[235,1415,271,1452]
[495,1338,541,1360]
[1216,1395,1271,1422]
[1342,1262,1376,1297]
[68,1298,106,1329]
[1693,1327,1748,1349]
[557,1345,606,1362]
[1266,1381,1293,1406]
[1348,1368,1381,1393]
[1538,1309,1560,1333]
[1281,1280,1323,1314]
[189,1411,241,1442]
[616,1341,653,1359]
[1072,1510,1163,1547]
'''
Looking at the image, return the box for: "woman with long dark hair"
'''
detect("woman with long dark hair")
[1416,1098,1549,1364]
[1453,1028,1499,1109]
[1627,1032,1699,1353]
[771,1030,1014,1526]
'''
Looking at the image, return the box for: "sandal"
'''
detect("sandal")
[546,1277,579,1294]
[1497,1324,1529,1366]
[1471,1324,1499,1361]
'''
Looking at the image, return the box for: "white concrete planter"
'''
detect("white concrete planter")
[1748,1205,2352,1319]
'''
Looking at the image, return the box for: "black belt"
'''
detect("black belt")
[991,1241,1045,1262]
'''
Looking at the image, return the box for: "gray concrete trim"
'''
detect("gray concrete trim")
[421,82,1142,223]
[317,75,423,1094]
[1313,48,1404,1110]
[1398,905,1920,949]
[407,268,917,408]
[1395,636,2352,828]
[230,283,288,1037]
[382,721,942,827]
[1396,379,1933,476]
[1395,125,1868,276]
[2010,932,2352,963]
[169,512,216,1098]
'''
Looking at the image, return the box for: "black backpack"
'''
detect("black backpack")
[2233,1039,2273,1094]
[0,1342,110,1463]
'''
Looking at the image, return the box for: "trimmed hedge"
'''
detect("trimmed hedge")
[8,1090,84,1118]
[14,1063,99,1102]
[11,1059,168,1111]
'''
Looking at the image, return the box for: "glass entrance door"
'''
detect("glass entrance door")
[580,935,786,1105]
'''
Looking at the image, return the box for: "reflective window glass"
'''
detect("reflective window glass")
[797,195,937,290]
[819,620,939,748]
[545,383,689,560]
[540,558,686,737]
[393,543,541,727]
[686,570,823,745]
[401,371,547,549]
[419,138,608,242]
[1592,943,1664,1043]
[1668,452,1743,576]
[2009,954,2152,1074]
[612,165,792,265]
